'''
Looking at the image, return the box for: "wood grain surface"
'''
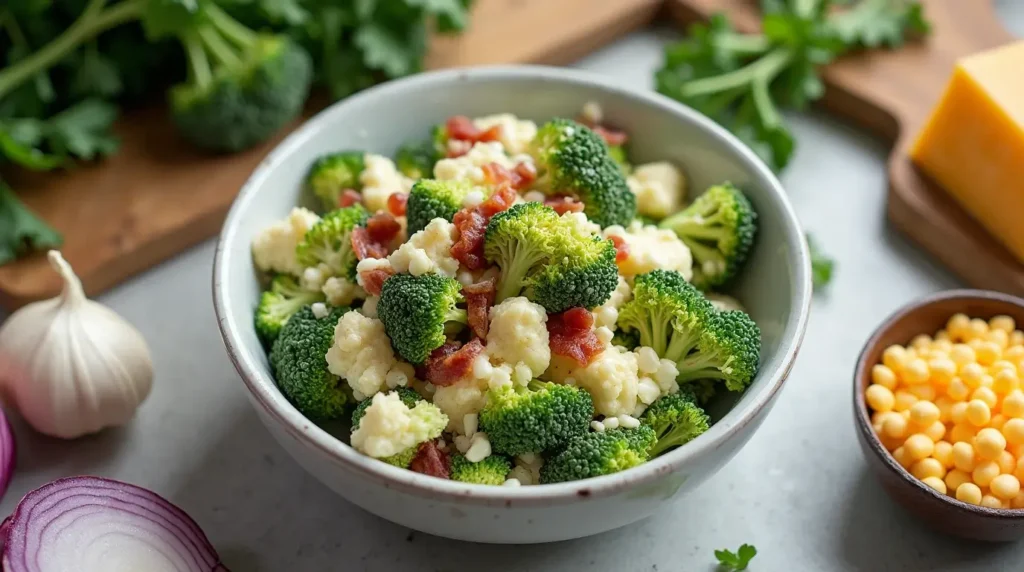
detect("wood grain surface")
[667,0,1021,294]
[0,0,662,310]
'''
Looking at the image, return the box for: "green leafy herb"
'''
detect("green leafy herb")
[806,232,835,289]
[656,0,928,171]
[0,181,62,266]
[715,543,757,571]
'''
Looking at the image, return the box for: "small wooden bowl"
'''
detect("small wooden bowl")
[854,289,1024,541]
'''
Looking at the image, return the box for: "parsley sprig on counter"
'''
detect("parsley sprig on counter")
[0,0,473,265]
[655,0,929,171]
[715,543,758,570]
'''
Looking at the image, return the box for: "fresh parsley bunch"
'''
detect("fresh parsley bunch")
[656,0,929,172]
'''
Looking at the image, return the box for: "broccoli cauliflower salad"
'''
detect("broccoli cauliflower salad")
[250,105,762,486]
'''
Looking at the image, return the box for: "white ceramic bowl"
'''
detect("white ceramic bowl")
[213,65,812,544]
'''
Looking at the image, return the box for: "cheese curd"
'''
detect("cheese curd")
[360,154,414,213]
[603,221,693,281]
[627,161,686,220]
[251,208,320,276]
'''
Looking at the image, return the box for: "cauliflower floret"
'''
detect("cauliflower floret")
[433,375,489,435]
[351,392,448,458]
[603,221,693,281]
[627,161,686,220]
[326,312,398,400]
[486,297,550,379]
[355,258,394,290]
[360,154,414,213]
[592,276,632,329]
[322,276,365,306]
[251,207,320,275]
[707,292,746,313]
[561,211,602,237]
[361,295,380,319]
[387,218,460,277]
[569,346,640,417]
[473,114,538,154]
[434,141,532,185]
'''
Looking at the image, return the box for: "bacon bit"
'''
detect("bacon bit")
[446,115,502,145]
[418,339,485,386]
[366,212,401,244]
[359,267,395,296]
[463,278,496,339]
[547,307,604,367]
[338,189,362,207]
[409,440,450,479]
[608,235,630,264]
[593,125,628,147]
[481,161,537,191]
[387,192,408,216]
[351,228,388,261]
[450,183,518,270]
[544,195,585,215]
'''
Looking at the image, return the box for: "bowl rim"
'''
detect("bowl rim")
[213,64,813,506]
[853,288,1024,519]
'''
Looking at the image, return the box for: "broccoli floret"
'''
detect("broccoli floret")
[377,273,467,364]
[617,270,761,392]
[169,6,312,153]
[480,380,594,456]
[680,379,717,406]
[659,183,757,290]
[641,392,710,457]
[269,305,350,421]
[305,152,365,210]
[396,139,443,181]
[530,118,636,228]
[540,426,656,484]
[484,202,618,313]
[406,179,484,235]
[608,144,632,175]
[295,205,368,281]
[611,329,640,351]
[351,387,422,429]
[254,275,325,346]
[450,453,513,485]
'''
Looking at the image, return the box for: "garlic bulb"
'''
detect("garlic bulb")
[0,251,153,439]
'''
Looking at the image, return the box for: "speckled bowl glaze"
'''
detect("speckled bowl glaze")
[213,66,812,544]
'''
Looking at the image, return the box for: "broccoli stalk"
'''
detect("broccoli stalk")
[169,4,312,153]
[305,152,366,211]
[479,380,594,457]
[450,454,513,485]
[269,304,351,421]
[641,392,710,457]
[484,202,619,313]
[295,205,369,282]
[530,118,636,228]
[254,275,325,346]
[377,273,467,364]
[659,183,757,290]
[540,426,656,484]
[406,179,486,235]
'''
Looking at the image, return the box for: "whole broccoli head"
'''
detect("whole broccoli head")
[540,426,656,484]
[295,205,368,281]
[254,275,325,347]
[484,202,618,313]
[377,273,467,364]
[351,387,423,429]
[396,138,444,181]
[406,178,485,235]
[530,118,636,228]
[450,453,513,485]
[480,380,594,457]
[305,152,365,210]
[617,270,760,392]
[658,183,757,290]
[169,5,312,153]
[642,392,710,457]
[269,304,350,421]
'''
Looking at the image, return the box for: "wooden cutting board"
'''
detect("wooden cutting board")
[0,0,662,310]
[667,0,1022,293]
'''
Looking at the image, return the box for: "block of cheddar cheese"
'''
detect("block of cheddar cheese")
[910,40,1024,263]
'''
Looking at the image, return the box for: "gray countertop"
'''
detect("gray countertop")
[3,4,1024,570]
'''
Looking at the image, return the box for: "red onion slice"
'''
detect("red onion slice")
[0,408,14,502]
[2,476,225,571]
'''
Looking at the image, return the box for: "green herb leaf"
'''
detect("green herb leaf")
[141,0,204,40]
[354,22,416,78]
[715,543,757,571]
[44,99,120,161]
[829,0,930,49]
[0,120,63,170]
[806,232,835,290]
[0,181,62,266]
[71,48,124,98]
